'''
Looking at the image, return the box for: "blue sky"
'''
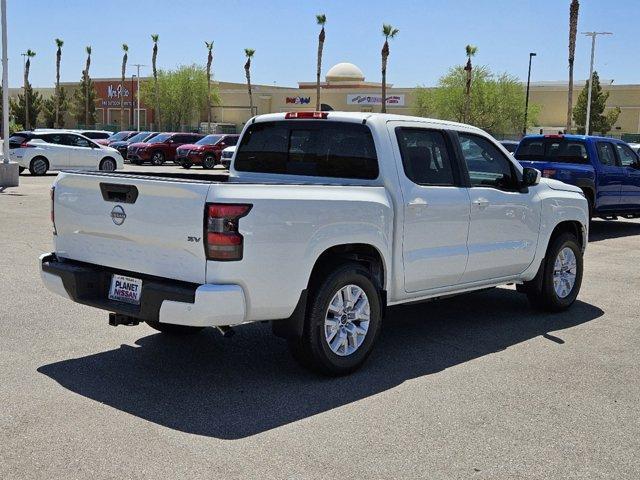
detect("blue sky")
[5,0,636,88]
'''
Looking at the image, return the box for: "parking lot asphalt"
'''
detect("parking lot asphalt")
[1,166,639,479]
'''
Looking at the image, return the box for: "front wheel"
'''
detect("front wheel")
[150,151,165,166]
[181,161,192,169]
[525,232,583,312]
[99,157,117,171]
[288,262,382,375]
[145,320,204,335]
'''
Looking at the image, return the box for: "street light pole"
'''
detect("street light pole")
[0,0,19,188]
[131,63,145,131]
[523,52,536,137]
[582,31,612,135]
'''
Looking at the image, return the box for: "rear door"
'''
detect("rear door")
[457,132,541,283]
[53,173,212,283]
[390,123,471,292]
[614,142,640,208]
[594,141,625,210]
[40,133,71,169]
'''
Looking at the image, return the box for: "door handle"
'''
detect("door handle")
[473,198,490,208]
[407,198,428,208]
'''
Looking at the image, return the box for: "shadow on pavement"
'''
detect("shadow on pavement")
[38,288,603,439]
[589,219,640,242]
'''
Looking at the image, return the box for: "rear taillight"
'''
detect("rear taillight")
[20,141,35,148]
[542,169,557,178]
[284,111,328,119]
[50,187,57,235]
[204,203,252,261]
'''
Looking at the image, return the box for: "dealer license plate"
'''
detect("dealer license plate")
[108,274,143,305]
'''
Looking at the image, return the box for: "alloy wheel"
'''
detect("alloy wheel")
[324,284,370,356]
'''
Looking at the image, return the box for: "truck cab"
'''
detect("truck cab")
[515,134,640,219]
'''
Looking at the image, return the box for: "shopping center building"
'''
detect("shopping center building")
[12,61,640,136]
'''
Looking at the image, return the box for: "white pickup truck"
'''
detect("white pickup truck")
[40,112,588,375]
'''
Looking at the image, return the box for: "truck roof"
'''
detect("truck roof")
[522,134,624,143]
[252,111,487,135]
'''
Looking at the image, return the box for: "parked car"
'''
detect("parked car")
[500,140,519,153]
[40,112,588,375]
[627,142,640,154]
[96,131,137,146]
[75,130,113,140]
[220,145,236,169]
[127,132,204,165]
[176,134,240,169]
[515,134,640,220]
[9,130,123,175]
[110,131,158,160]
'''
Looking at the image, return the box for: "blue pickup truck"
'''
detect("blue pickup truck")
[515,134,640,219]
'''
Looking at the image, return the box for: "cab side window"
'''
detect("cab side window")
[615,143,638,167]
[458,133,517,190]
[596,142,619,166]
[70,135,92,148]
[395,128,456,186]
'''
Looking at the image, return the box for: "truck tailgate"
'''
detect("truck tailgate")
[53,172,212,284]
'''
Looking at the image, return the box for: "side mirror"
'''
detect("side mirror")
[522,167,541,187]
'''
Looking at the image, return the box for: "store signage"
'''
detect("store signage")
[347,94,405,106]
[95,81,134,108]
[107,84,130,99]
[285,96,311,105]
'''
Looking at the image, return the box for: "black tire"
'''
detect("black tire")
[18,167,25,174]
[288,262,382,376]
[145,320,204,335]
[150,151,165,166]
[29,156,49,176]
[525,232,583,312]
[181,161,192,169]
[202,154,217,169]
[99,157,117,171]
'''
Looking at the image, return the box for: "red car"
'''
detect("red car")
[127,132,204,165]
[175,134,240,169]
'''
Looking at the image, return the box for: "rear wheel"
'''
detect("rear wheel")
[99,157,117,171]
[145,320,204,335]
[525,232,583,312]
[151,151,165,166]
[29,157,49,176]
[202,154,217,169]
[288,262,382,375]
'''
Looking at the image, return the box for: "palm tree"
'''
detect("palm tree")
[23,49,36,129]
[380,24,399,114]
[566,0,580,133]
[151,34,160,129]
[54,38,63,128]
[84,46,92,126]
[244,48,255,117]
[120,44,129,129]
[205,41,214,129]
[464,44,478,123]
[315,14,326,111]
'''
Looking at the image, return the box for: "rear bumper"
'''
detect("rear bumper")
[39,253,246,327]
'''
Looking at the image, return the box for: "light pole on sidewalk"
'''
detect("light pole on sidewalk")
[582,31,612,135]
[131,64,145,131]
[523,52,536,137]
[0,0,19,188]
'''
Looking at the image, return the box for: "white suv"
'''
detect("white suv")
[9,131,123,176]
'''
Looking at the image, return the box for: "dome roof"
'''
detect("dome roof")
[326,62,365,82]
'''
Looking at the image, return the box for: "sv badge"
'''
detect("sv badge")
[187,236,201,243]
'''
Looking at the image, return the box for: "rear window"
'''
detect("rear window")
[516,138,589,164]
[234,121,379,179]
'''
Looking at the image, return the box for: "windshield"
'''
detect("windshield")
[126,132,152,143]
[196,135,223,146]
[107,131,130,141]
[516,138,589,164]
[146,133,171,144]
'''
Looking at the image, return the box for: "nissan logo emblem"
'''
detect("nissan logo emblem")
[111,205,126,225]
